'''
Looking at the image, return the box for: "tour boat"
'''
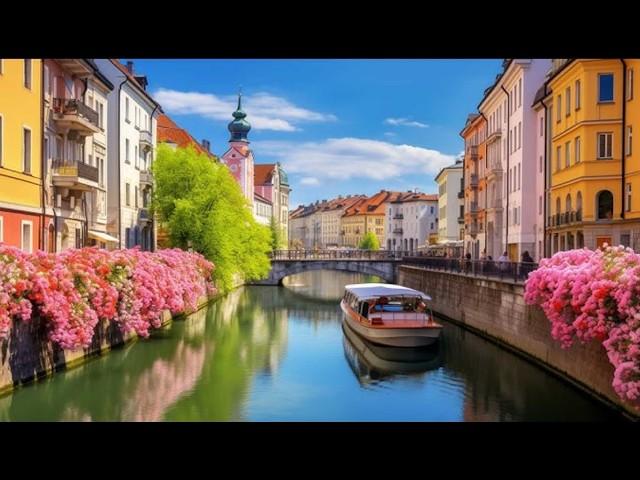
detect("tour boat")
[340,283,443,347]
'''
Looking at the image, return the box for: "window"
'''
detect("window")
[430,206,434,214]
[24,59,31,89]
[556,145,561,170]
[556,95,562,122]
[135,145,139,169]
[99,102,104,129]
[626,126,632,156]
[518,122,521,149]
[125,138,130,163]
[575,136,581,163]
[518,78,522,107]
[23,128,31,173]
[566,87,571,116]
[565,141,571,167]
[21,221,32,253]
[575,79,581,110]
[539,155,543,173]
[626,183,632,212]
[597,190,614,220]
[628,69,634,101]
[125,97,130,122]
[621,233,631,248]
[135,186,139,208]
[597,133,613,159]
[517,163,521,190]
[44,65,50,97]
[126,183,131,206]
[539,195,542,215]
[540,116,543,137]
[598,73,614,102]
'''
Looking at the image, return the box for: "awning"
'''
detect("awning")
[88,230,119,244]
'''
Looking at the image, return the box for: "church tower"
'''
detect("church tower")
[221,93,254,206]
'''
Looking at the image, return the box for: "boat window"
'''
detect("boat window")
[361,301,369,319]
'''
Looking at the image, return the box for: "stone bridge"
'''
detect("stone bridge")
[251,250,405,286]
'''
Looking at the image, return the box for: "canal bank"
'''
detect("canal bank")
[398,265,639,420]
[0,273,244,398]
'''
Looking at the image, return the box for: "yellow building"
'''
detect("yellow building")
[0,59,43,252]
[341,191,391,247]
[547,59,640,252]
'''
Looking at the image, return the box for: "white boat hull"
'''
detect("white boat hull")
[341,302,442,347]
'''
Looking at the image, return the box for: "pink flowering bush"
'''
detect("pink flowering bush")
[0,244,216,350]
[525,244,640,407]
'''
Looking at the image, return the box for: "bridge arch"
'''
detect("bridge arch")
[258,260,398,286]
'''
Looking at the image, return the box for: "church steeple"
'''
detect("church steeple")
[228,91,251,143]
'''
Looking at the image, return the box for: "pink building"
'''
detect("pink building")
[221,94,254,207]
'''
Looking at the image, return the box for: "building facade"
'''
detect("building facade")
[434,161,463,243]
[0,58,43,252]
[42,59,115,252]
[221,94,254,208]
[341,191,395,248]
[254,163,290,245]
[546,59,640,252]
[95,59,159,251]
[254,192,273,226]
[461,113,487,258]
[384,192,438,252]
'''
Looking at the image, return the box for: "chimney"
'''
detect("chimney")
[126,61,134,74]
[202,139,210,152]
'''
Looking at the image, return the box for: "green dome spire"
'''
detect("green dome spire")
[228,92,251,142]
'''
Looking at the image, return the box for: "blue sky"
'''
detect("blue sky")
[130,59,502,207]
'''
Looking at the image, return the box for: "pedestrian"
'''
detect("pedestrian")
[498,251,510,274]
[520,250,535,279]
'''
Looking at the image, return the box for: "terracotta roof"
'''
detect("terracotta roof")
[157,114,215,159]
[391,192,438,203]
[254,191,272,205]
[255,164,276,185]
[343,191,403,217]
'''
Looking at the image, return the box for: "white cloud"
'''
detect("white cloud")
[300,177,320,186]
[384,117,429,128]
[383,132,397,137]
[153,88,336,132]
[253,138,456,182]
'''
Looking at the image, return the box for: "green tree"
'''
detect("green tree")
[358,231,380,250]
[152,144,272,293]
[269,216,282,251]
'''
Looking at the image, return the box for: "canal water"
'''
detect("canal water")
[0,270,622,421]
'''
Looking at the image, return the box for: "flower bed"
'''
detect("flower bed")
[0,245,216,350]
[524,245,640,408]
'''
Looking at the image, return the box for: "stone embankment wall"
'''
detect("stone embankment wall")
[398,265,638,419]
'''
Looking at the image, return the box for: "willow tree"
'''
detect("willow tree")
[359,231,380,250]
[152,144,272,292]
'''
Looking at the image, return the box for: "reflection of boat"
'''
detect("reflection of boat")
[340,283,442,347]
[342,323,442,384]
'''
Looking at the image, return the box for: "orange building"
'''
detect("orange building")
[460,113,487,258]
[341,190,403,247]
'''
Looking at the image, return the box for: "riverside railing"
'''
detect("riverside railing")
[401,256,538,283]
[271,249,412,260]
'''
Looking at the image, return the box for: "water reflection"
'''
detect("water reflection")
[342,323,442,386]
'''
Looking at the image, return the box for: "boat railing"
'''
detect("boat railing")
[368,311,431,326]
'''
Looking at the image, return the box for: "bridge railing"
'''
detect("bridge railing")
[271,249,412,260]
[401,256,538,283]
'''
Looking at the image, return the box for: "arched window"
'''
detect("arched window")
[566,194,572,212]
[597,190,614,220]
[576,191,583,212]
[556,197,561,214]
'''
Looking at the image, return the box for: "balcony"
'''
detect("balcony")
[470,202,479,213]
[457,216,464,224]
[393,214,404,220]
[549,210,583,228]
[52,98,100,135]
[52,160,99,191]
[140,170,154,188]
[457,190,464,199]
[138,208,152,225]
[139,130,153,150]
[466,145,478,159]
[486,128,502,144]
[393,228,403,234]
[470,174,479,188]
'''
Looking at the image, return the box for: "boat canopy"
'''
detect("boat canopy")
[344,283,432,301]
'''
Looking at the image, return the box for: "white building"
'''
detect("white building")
[479,58,551,261]
[384,192,438,252]
[434,161,463,243]
[95,59,160,251]
[254,192,273,226]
